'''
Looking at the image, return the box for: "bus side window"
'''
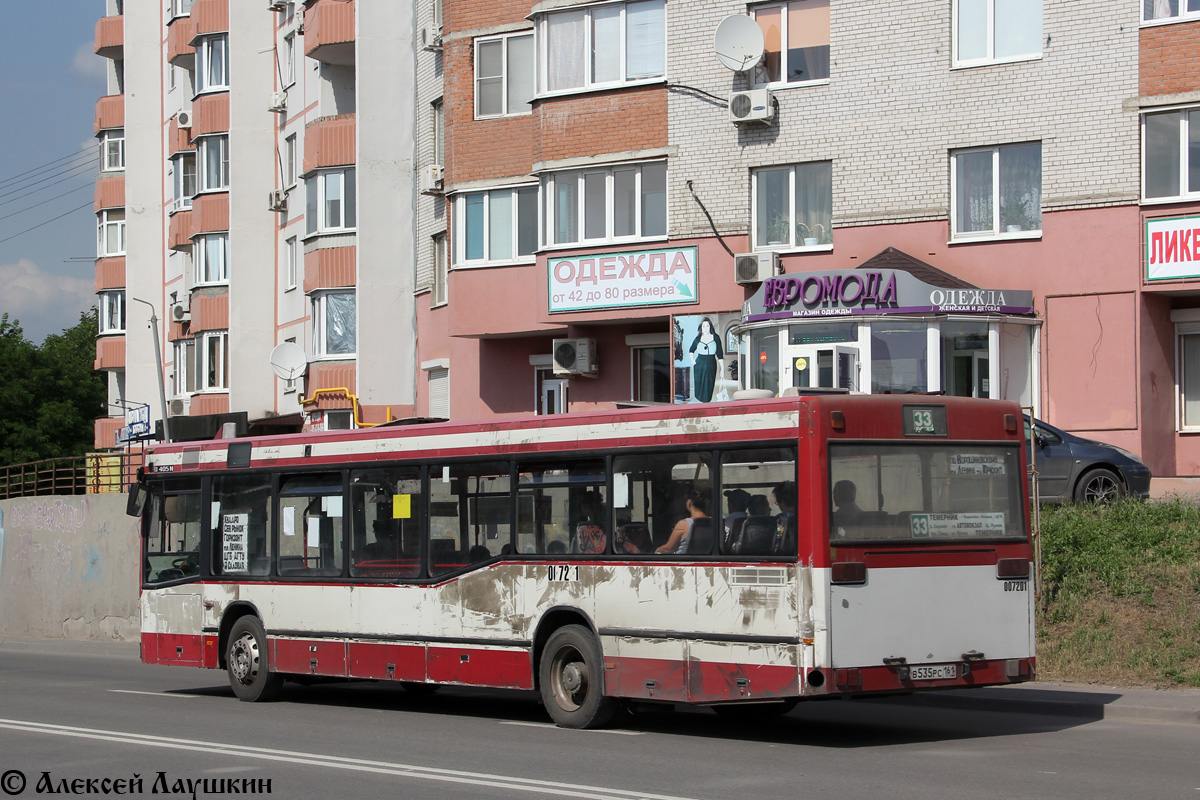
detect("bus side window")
[428,463,510,576]
[143,489,202,584]
[350,468,422,579]
[516,459,606,555]
[278,474,345,578]
[717,446,797,557]
[612,451,712,556]
[211,475,273,577]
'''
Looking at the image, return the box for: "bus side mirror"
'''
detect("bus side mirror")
[126,483,147,518]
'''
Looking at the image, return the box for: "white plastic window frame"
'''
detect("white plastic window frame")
[1142,0,1200,24]
[453,184,539,267]
[196,331,229,392]
[98,291,126,334]
[284,236,298,292]
[195,34,229,93]
[749,1,831,89]
[193,233,230,286]
[283,33,296,87]
[100,129,125,172]
[311,290,357,358]
[173,338,196,397]
[284,134,297,188]
[474,32,534,119]
[538,0,666,97]
[306,168,357,235]
[97,208,126,257]
[1141,106,1200,203]
[1178,320,1200,432]
[171,152,196,211]
[433,233,448,307]
[168,0,194,20]
[949,143,1043,241]
[750,161,833,251]
[542,161,667,248]
[196,135,229,193]
[951,0,1042,68]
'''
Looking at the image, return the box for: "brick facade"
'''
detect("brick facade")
[1140,21,1200,97]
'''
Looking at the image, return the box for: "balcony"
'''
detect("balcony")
[193,93,229,136]
[303,245,356,293]
[190,290,229,333]
[168,209,195,251]
[304,0,355,65]
[94,95,124,135]
[95,336,126,371]
[167,15,195,67]
[190,393,229,417]
[94,15,123,60]
[93,417,124,451]
[193,192,229,234]
[168,114,193,156]
[304,362,357,410]
[191,0,229,38]
[94,174,125,212]
[303,114,356,172]
[94,258,125,292]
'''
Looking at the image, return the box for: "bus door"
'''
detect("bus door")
[780,344,858,392]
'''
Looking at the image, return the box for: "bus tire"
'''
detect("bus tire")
[226,616,284,702]
[539,625,616,729]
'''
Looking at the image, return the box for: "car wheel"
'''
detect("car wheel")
[1074,468,1125,504]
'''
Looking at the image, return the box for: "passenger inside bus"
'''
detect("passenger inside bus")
[832,479,864,538]
[722,488,752,550]
[772,481,798,554]
[656,489,711,554]
[571,490,607,554]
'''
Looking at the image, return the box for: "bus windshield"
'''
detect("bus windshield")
[829,442,1026,543]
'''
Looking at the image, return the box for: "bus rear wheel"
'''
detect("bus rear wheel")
[539,625,615,729]
[226,616,284,702]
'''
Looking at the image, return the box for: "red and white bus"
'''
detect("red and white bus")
[130,394,1035,728]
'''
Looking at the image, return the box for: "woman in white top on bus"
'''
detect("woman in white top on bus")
[655,489,710,554]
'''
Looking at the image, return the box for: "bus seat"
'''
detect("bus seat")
[724,516,747,553]
[617,523,652,554]
[430,538,459,568]
[685,518,715,554]
[734,516,777,555]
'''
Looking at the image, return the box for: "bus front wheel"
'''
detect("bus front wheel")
[539,625,615,729]
[226,616,284,702]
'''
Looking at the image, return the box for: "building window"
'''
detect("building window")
[752,1,829,85]
[433,99,444,164]
[633,346,670,402]
[169,0,194,19]
[197,331,228,391]
[97,209,125,257]
[428,366,450,418]
[197,135,229,192]
[284,134,297,188]
[312,291,356,357]
[100,129,125,172]
[454,185,538,265]
[951,143,1041,239]
[545,162,666,246]
[540,0,665,94]
[98,291,125,334]
[1143,108,1200,201]
[433,233,448,306]
[171,152,196,211]
[955,0,1041,66]
[284,236,298,291]
[305,168,357,235]
[753,162,832,250]
[1144,0,1200,23]
[196,35,229,92]
[871,321,928,394]
[1179,323,1200,430]
[475,32,534,118]
[194,233,230,285]
[283,33,296,86]
[173,339,196,396]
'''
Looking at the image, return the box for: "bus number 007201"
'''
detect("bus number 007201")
[548,565,579,582]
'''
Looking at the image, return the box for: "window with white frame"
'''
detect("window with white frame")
[753,161,832,250]
[196,331,228,391]
[171,152,196,210]
[954,0,1041,66]
[98,291,125,334]
[541,0,665,94]
[100,129,125,172]
[951,143,1041,239]
[312,291,356,356]
[169,0,194,19]
[284,134,297,187]
[454,185,538,264]
[475,32,534,117]
[197,135,229,192]
[433,99,444,164]
[546,162,666,246]
[196,35,229,92]
[283,33,296,86]
[97,209,125,257]
[433,233,448,306]
[1143,0,1200,23]
[173,338,196,396]
[1177,319,1200,430]
[305,168,357,235]
[752,1,829,85]
[1143,108,1200,201]
[428,366,450,419]
[193,233,230,285]
[284,236,298,291]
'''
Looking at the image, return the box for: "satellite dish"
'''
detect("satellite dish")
[269,342,308,381]
[714,14,765,73]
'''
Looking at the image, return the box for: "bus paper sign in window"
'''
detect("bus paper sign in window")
[222,513,249,572]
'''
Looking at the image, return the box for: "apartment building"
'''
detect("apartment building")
[94,0,1200,481]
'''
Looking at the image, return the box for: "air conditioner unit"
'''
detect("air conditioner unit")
[268,189,288,211]
[176,109,192,130]
[268,0,287,10]
[552,338,598,377]
[268,91,287,113]
[169,397,191,417]
[734,252,778,285]
[728,89,775,125]
[421,23,443,51]
[420,164,444,195]
[171,298,191,323]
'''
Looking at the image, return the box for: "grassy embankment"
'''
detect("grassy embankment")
[1036,498,1200,688]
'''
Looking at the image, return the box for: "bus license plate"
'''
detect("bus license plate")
[909,664,957,681]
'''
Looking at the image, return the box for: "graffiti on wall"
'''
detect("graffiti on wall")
[10,498,88,534]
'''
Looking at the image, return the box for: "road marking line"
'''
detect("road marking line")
[0,718,686,800]
[500,721,644,736]
[108,690,195,699]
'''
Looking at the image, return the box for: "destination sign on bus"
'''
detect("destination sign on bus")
[910,512,1006,538]
[902,405,947,437]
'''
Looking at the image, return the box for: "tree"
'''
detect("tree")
[0,310,106,468]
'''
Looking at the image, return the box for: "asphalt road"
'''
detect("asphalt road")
[1,638,1198,800]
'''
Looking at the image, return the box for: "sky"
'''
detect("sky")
[0,3,109,345]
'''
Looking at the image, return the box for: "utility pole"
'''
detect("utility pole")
[130,297,171,444]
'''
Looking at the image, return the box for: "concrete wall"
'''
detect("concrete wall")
[0,496,138,642]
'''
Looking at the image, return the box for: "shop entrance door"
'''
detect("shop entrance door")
[780,345,859,393]
[950,352,990,398]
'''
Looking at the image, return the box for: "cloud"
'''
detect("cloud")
[0,258,95,342]
[70,41,107,86]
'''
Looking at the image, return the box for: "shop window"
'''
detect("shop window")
[752,1,829,86]
[940,320,990,398]
[1143,108,1200,201]
[541,0,664,94]
[951,143,1041,239]
[475,32,534,118]
[871,322,928,394]
[749,328,780,394]
[1179,323,1200,431]
[1143,0,1200,23]
[633,346,671,403]
[546,162,666,246]
[312,291,356,357]
[753,162,832,250]
[454,185,538,265]
[954,0,1041,66]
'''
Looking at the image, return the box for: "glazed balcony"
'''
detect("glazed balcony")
[303,114,356,172]
[191,0,228,37]
[304,0,355,65]
[189,290,229,334]
[192,93,229,137]
[167,15,195,67]
[94,174,124,212]
[168,209,195,252]
[95,336,126,371]
[94,15,123,60]
[193,192,229,234]
[304,362,357,410]
[94,95,124,135]
[94,258,125,292]
[168,114,194,156]
[94,417,124,451]
[303,245,356,293]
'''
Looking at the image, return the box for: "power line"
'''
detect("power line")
[0,200,94,246]
[0,148,94,189]
[0,160,97,207]
[0,182,93,223]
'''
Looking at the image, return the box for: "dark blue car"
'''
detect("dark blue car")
[1025,417,1152,504]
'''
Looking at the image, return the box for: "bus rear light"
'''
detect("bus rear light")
[833,668,861,689]
[831,561,866,584]
[1004,413,1018,434]
[831,411,845,432]
[1005,658,1031,679]
[996,558,1030,579]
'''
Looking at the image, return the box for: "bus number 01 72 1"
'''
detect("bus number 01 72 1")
[548,565,579,582]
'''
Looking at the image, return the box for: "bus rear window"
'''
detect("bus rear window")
[829,443,1025,543]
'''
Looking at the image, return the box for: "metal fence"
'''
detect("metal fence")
[0,452,142,500]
